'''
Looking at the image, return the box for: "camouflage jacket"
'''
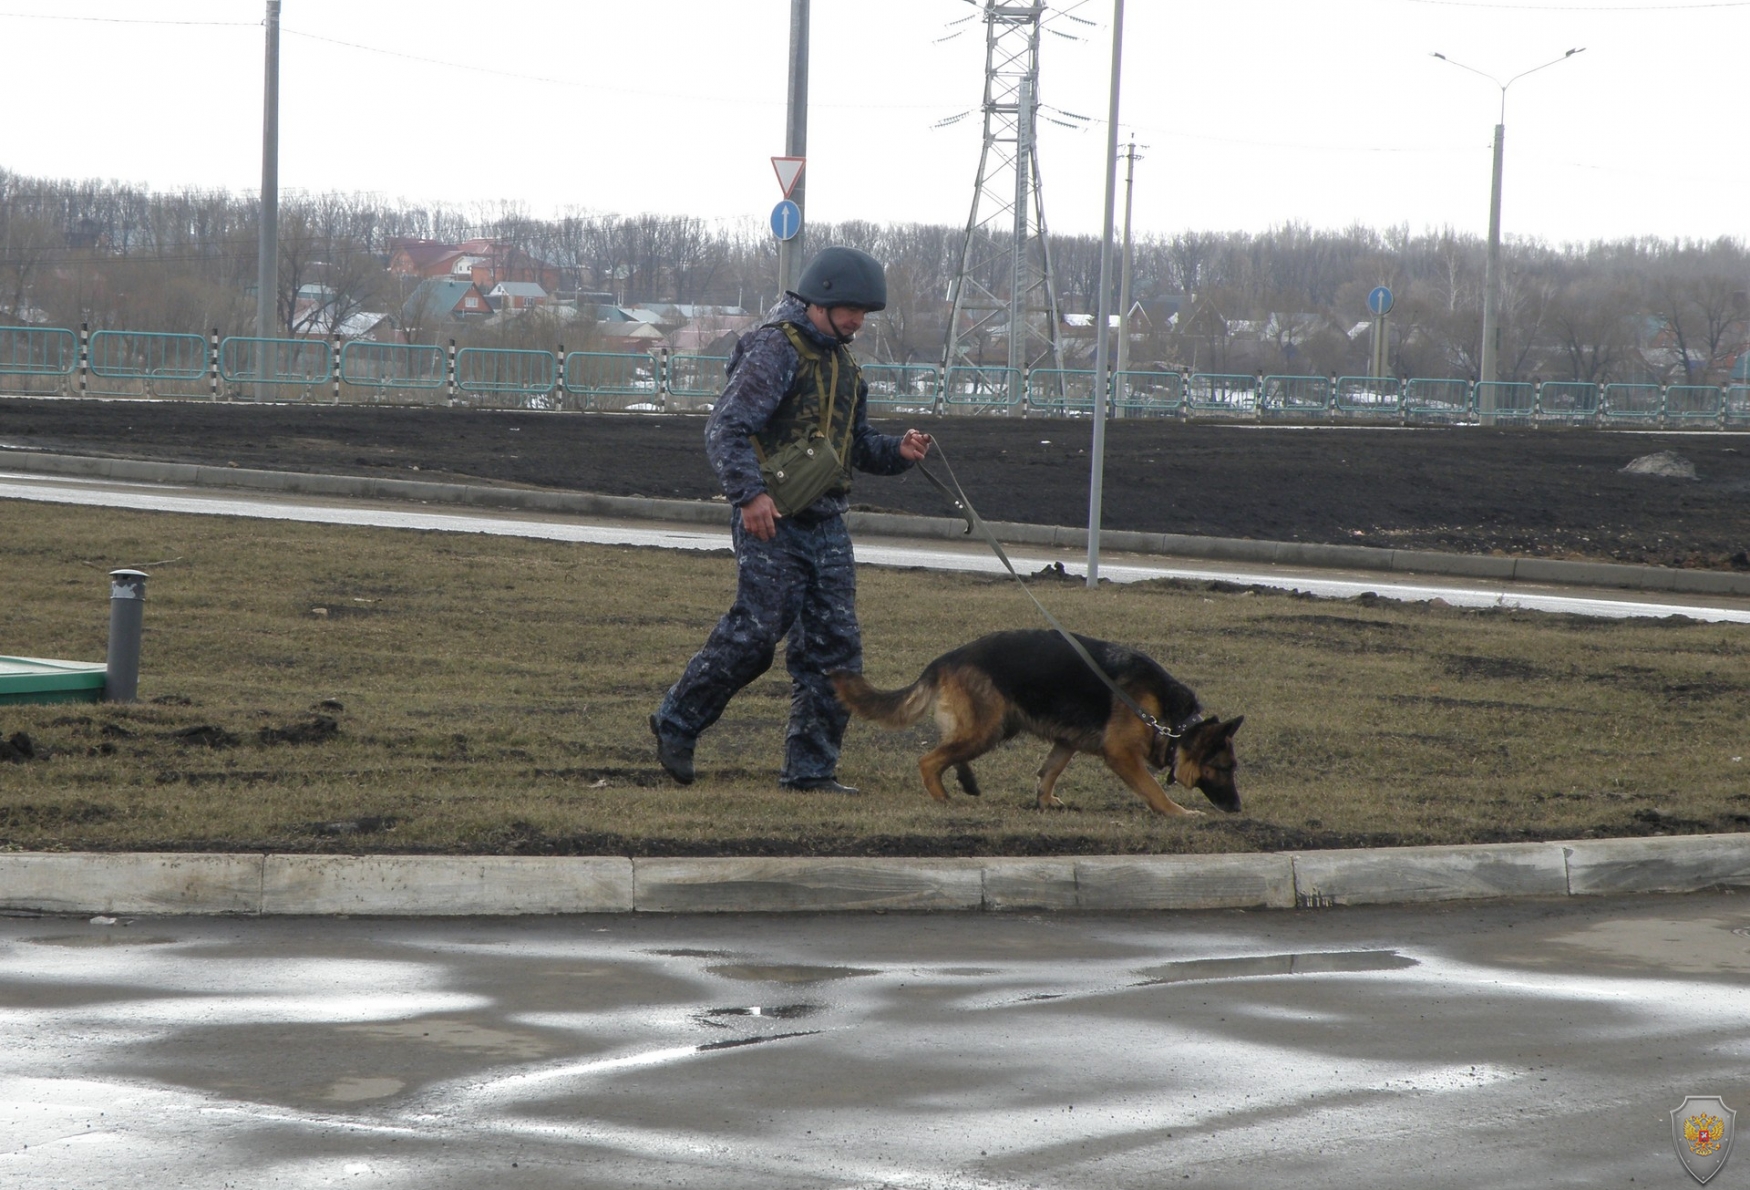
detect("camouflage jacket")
[704,296,913,519]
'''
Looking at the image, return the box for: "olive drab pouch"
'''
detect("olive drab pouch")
[749,325,859,517]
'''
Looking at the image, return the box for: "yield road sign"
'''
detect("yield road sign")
[770,200,802,242]
[771,156,805,197]
[1367,286,1394,317]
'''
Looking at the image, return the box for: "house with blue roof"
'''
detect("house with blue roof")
[401,278,492,327]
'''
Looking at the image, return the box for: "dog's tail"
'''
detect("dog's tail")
[829,669,937,729]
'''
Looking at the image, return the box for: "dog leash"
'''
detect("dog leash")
[912,442,1195,743]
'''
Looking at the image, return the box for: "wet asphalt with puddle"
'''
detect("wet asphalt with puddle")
[3,895,1748,1188]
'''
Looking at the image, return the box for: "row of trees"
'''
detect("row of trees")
[2,169,1746,384]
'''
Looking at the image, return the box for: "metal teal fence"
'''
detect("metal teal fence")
[1334,376,1402,421]
[1666,384,1723,425]
[666,354,730,412]
[1261,374,1331,420]
[339,341,446,400]
[1602,383,1663,423]
[1186,373,1259,417]
[1474,381,1536,423]
[1727,385,1750,428]
[86,330,210,399]
[1113,369,1184,417]
[17,317,1750,438]
[862,362,940,414]
[1535,381,1600,425]
[0,326,77,394]
[563,351,661,412]
[218,336,331,397]
[1403,378,1471,422]
[943,364,1021,414]
[1026,368,1100,417]
[454,347,557,408]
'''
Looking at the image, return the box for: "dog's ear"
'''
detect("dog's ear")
[1220,715,1243,738]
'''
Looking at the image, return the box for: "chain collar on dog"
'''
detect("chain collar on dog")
[914,444,1200,743]
[1152,709,1205,742]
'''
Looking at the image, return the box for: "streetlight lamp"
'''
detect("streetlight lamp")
[1432,47,1585,423]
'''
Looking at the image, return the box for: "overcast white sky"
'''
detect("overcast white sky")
[3,0,1747,247]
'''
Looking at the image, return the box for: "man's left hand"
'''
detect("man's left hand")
[900,429,933,461]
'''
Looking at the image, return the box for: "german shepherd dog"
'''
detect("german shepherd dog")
[831,629,1243,816]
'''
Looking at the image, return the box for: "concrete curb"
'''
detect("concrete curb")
[8,449,1750,597]
[3,834,1747,916]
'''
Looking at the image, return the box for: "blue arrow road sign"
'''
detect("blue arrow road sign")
[1367,286,1394,317]
[770,199,802,242]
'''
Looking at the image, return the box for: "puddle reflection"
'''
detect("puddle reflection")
[1133,950,1417,985]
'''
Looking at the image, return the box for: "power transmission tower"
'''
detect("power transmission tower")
[942,1,1066,411]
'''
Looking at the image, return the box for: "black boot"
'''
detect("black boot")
[649,715,695,785]
[781,777,860,795]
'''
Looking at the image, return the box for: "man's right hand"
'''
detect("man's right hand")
[740,492,780,540]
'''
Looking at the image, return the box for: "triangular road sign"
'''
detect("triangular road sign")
[772,156,806,198]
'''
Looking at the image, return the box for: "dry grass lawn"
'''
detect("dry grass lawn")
[3,499,1747,856]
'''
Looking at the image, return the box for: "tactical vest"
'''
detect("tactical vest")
[750,321,862,504]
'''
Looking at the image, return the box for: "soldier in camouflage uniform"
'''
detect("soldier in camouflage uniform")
[650,247,933,793]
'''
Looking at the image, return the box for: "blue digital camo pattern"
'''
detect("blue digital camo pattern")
[704,296,912,515]
[654,512,859,783]
[655,296,915,784]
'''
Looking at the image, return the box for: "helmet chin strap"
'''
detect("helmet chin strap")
[826,308,858,343]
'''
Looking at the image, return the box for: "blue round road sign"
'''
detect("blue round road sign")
[770,199,802,242]
[1367,285,1394,317]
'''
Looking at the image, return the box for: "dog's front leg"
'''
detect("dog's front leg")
[1104,750,1204,817]
[1036,742,1075,809]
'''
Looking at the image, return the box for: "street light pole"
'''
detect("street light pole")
[776,0,810,297]
[1431,47,1584,424]
[257,0,281,342]
[1085,0,1125,589]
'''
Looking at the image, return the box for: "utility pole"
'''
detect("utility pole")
[257,0,281,343]
[775,0,809,297]
[1114,139,1139,390]
[1086,0,1124,589]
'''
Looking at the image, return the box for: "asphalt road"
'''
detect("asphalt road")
[4,896,1746,1189]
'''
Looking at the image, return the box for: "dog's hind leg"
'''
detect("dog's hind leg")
[1035,742,1075,809]
[919,740,989,802]
[953,764,982,797]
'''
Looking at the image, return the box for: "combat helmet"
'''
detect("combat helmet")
[792,246,887,312]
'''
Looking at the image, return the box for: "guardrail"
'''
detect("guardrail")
[3,319,1747,430]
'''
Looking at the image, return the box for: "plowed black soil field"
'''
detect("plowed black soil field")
[3,396,1747,568]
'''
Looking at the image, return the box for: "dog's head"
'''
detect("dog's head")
[1168,716,1244,813]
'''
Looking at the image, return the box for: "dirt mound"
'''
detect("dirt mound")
[1621,450,1698,479]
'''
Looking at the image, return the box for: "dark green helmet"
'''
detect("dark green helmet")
[792,246,886,312]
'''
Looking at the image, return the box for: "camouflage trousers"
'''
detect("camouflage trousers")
[654,509,861,783]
